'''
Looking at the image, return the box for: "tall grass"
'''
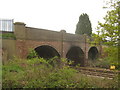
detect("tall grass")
[2,57,119,88]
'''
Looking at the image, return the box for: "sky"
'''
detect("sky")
[0,0,108,34]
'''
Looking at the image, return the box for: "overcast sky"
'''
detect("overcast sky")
[0,0,108,34]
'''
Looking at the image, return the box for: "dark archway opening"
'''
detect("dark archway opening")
[66,46,84,66]
[88,47,99,60]
[34,45,60,59]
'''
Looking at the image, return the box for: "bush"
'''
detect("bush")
[45,66,77,88]
[2,57,119,88]
[2,57,53,88]
[87,46,119,69]
[27,49,39,59]
[102,46,119,69]
[87,58,110,69]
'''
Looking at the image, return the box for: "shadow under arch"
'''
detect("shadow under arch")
[66,46,84,66]
[34,45,60,59]
[88,46,99,60]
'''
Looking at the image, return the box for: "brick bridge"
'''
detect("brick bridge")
[2,22,102,66]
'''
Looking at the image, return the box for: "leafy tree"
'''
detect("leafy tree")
[90,33,102,46]
[97,0,120,46]
[75,13,92,36]
[95,0,120,69]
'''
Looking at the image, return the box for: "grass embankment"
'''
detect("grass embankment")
[2,57,119,88]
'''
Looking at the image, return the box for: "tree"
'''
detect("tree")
[75,13,92,36]
[97,0,120,46]
[96,0,120,69]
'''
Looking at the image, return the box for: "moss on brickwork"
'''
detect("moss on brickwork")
[1,33,16,39]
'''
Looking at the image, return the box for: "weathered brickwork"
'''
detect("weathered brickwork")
[19,40,62,58]
[1,22,102,66]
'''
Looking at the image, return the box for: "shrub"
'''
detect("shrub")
[45,67,77,88]
[87,59,111,69]
[2,57,119,88]
[27,49,38,59]
[102,46,119,69]
[2,57,53,88]
[87,46,119,69]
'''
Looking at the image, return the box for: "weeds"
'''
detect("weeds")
[2,33,16,39]
[2,57,119,88]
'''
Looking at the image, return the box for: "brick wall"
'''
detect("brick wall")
[2,22,102,66]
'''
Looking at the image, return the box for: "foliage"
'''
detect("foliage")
[45,67,77,88]
[89,33,102,46]
[47,56,61,68]
[2,57,119,88]
[87,58,111,69]
[90,0,119,70]
[75,13,92,36]
[27,49,39,59]
[97,0,119,46]
[103,46,119,69]
[87,46,119,69]
[2,57,52,88]
[1,33,16,39]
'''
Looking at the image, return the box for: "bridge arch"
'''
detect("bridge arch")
[66,46,84,66]
[34,45,60,59]
[88,46,99,60]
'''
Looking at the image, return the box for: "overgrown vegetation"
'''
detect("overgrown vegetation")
[87,59,110,69]
[2,57,118,88]
[27,49,39,59]
[96,0,119,46]
[87,46,119,69]
[88,0,119,70]
[0,33,16,39]
[2,0,120,88]
[103,46,119,69]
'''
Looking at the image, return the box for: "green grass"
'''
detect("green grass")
[2,57,119,88]
[0,33,16,39]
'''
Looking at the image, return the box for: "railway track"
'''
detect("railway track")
[73,67,120,79]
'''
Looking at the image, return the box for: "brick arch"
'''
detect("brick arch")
[31,44,61,55]
[33,45,60,59]
[87,46,99,53]
[88,46,99,60]
[66,46,85,66]
[19,40,61,58]
[63,42,85,58]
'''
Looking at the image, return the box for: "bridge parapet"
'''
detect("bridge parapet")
[14,22,86,42]
[26,27,62,41]
[63,33,85,42]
